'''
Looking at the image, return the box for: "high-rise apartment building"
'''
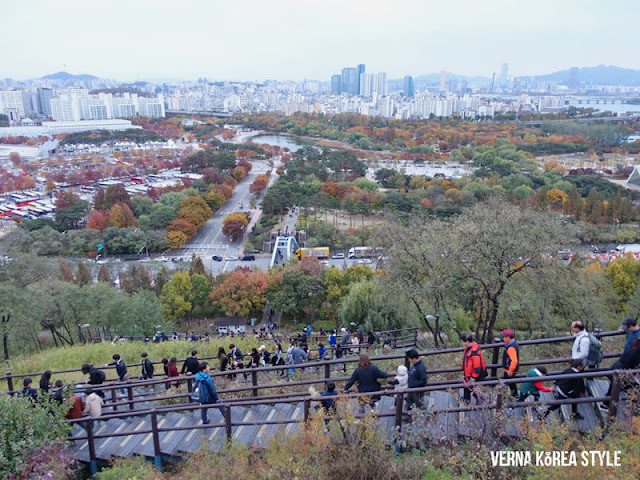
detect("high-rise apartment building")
[341,67,358,95]
[331,75,342,94]
[38,88,54,116]
[360,73,374,97]
[357,64,366,94]
[0,90,26,118]
[403,75,415,97]
[376,72,388,96]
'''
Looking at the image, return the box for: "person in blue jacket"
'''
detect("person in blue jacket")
[195,362,225,424]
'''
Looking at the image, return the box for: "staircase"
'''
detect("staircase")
[69,376,625,466]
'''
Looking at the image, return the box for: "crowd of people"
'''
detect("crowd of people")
[15,319,639,436]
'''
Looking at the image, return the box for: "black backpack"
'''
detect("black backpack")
[145,359,154,374]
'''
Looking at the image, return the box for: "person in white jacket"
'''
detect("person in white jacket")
[387,365,409,392]
[571,321,590,363]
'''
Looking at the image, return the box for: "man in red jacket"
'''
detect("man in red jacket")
[461,333,487,403]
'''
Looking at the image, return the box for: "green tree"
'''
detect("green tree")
[161,271,193,322]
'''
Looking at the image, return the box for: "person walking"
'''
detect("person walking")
[388,365,409,392]
[195,362,225,425]
[620,318,640,348]
[501,329,519,397]
[81,364,106,398]
[167,357,180,389]
[82,388,104,431]
[518,366,554,403]
[571,321,591,364]
[181,350,200,376]
[106,354,129,395]
[406,349,428,409]
[328,330,337,349]
[340,328,350,347]
[343,354,389,410]
[541,358,586,421]
[39,370,52,394]
[218,347,229,372]
[20,378,38,401]
[229,344,247,380]
[140,353,155,390]
[461,333,488,403]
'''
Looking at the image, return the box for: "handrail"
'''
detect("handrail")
[67,366,636,450]
[3,330,625,397]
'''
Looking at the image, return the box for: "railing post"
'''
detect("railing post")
[150,409,162,472]
[111,388,118,412]
[413,328,418,348]
[303,398,310,426]
[187,378,193,394]
[324,362,330,379]
[6,371,13,396]
[225,405,232,441]
[87,419,98,476]
[609,372,621,420]
[490,339,500,378]
[251,370,258,397]
[127,386,134,410]
[395,392,404,429]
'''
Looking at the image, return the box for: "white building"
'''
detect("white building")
[0,90,26,118]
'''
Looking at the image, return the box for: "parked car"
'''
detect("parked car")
[156,256,169,262]
[225,256,238,261]
[212,255,223,261]
[240,254,255,261]
[139,257,150,263]
[171,257,181,263]
[331,253,345,259]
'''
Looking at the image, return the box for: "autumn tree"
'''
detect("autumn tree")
[98,264,112,284]
[104,183,131,209]
[232,166,248,182]
[168,230,188,248]
[210,269,270,317]
[167,218,197,238]
[222,213,249,239]
[86,210,109,233]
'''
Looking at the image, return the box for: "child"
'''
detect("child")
[518,366,554,403]
[388,365,409,392]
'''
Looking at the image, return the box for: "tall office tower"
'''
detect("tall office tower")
[360,73,374,97]
[490,72,496,93]
[37,88,54,116]
[568,67,579,88]
[439,71,446,91]
[403,75,415,97]
[376,72,388,96]
[341,67,359,95]
[331,74,342,94]
[357,64,366,94]
[499,63,509,87]
[461,79,468,93]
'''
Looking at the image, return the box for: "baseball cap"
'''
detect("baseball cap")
[502,329,514,338]
[622,318,637,327]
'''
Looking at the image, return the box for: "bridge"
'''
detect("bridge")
[2,330,634,475]
[269,235,300,268]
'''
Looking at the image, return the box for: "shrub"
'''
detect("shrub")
[0,395,71,477]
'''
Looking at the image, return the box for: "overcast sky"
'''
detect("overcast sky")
[2,0,638,82]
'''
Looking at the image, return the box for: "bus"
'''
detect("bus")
[295,247,330,259]
[348,246,373,259]
[130,176,145,184]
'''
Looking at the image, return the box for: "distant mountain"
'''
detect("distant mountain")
[41,71,99,81]
[523,65,640,86]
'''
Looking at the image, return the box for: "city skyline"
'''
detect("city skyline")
[1,0,638,82]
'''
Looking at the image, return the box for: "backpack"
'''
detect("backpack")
[191,379,207,403]
[586,333,604,367]
[145,360,154,374]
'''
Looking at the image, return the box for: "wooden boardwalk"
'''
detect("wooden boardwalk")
[68,377,622,465]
